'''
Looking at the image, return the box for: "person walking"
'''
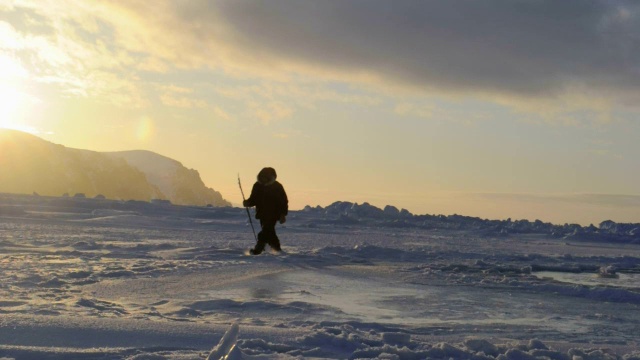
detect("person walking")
[243,167,288,254]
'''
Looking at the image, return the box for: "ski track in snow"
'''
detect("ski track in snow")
[0,195,640,359]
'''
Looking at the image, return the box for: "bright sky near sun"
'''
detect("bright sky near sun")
[1,1,639,225]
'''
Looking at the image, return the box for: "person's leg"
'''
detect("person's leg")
[260,219,281,252]
[251,220,269,255]
[268,229,281,252]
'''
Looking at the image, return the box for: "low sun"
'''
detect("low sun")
[0,75,44,135]
[0,83,34,133]
[0,54,38,134]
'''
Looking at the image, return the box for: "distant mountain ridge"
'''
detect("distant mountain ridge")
[0,129,230,206]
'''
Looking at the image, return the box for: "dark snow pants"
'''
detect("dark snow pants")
[252,219,281,254]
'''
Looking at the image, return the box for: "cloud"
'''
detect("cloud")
[0,2,146,107]
[212,81,382,126]
[272,129,305,139]
[4,1,640,119]
[207,1,640,102]
[157,85,207,109]
[213,106,232,122]
[117,0,639,124]
[394,102,434,119]
[250,101,293,125]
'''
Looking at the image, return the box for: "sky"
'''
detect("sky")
[0,0,639,225]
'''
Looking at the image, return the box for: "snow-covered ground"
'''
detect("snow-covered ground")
[0,194,639,359]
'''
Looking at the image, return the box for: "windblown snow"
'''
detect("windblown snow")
[0,194,639,359]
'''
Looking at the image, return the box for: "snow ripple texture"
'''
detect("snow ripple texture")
[0,193,639,359]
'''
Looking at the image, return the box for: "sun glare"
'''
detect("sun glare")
[0,54,39,134]
[0,83,38,134]
[136,116,155,142]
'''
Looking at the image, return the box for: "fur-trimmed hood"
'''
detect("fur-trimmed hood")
[257,167,277,185]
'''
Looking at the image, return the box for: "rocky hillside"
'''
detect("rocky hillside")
[0,129,230,206]
[107,150,228,207]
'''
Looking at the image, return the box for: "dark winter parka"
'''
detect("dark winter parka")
[246,168,288,222]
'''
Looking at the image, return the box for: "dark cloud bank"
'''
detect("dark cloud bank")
[203,1,639,100]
